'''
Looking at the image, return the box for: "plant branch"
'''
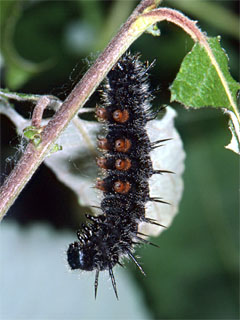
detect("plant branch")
[31,96,50,128]
[0,0,161,220]
[141,8,240,122]
[0,89,62,110]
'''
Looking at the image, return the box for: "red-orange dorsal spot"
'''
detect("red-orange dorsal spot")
[115,158,131,171]
[115,138,131,153]
[97,138,110,151]
[113,109,129,123]
[96,157,108,169]
[96,107,108,121]
[96,179,107,192]
[113,181,131,194]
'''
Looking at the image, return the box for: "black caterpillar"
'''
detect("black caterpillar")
[67,53,170,299]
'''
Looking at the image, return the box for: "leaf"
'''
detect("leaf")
[44,118,101,210]
[0,98,100,209]
[224,110,240,154]
[45,107,185,237]
[0,100,185,237]
[0,99,30,134]
[46,108,185,237]
[139,107,185,237]
[170,36,239,110]
[170,36,240,154]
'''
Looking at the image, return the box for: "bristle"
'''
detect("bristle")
[134,235,159,248]
[145,217,166,228]
[151,138,172,149]
[94,269,99,299]
[117,261,125,268]
[109,267,118,300]
[127,250,146,276]
[153,169,175,175]
[149,197,171,205]
[136,231,150,237]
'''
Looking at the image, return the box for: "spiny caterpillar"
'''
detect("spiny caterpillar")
[67,53,171,299]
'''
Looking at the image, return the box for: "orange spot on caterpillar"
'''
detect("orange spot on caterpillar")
[113,110,129,123]
[115,138,131,153]
[97,138,110,150]
[115,158,131,171]
[96,107,108,121]
[113,181,131,194]
[96,157,108,169]
[96,179,106,191]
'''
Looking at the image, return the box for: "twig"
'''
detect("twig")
[141,8,240,122]
[31,96,50,128]
[0,89,62,110]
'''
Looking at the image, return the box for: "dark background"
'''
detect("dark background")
[0,1,239,319]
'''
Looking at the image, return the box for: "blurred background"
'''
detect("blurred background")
[0,0,239,319]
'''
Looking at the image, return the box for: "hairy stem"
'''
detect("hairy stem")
[31,96,50,128]
[0,0,161,220]
[141,8,240,122]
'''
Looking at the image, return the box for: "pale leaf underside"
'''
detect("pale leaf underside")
[0,103,185,237]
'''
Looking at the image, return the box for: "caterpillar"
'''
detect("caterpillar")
[67,53,170,299]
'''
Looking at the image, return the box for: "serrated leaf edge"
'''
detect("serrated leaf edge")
[203,37,240,121]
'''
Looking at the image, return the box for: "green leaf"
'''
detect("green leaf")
[170,36,240,155]
[23,125,43,147]
[170,36,240,111]
[23,126,42,140]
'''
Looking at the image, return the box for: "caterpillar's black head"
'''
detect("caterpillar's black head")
[67,242,94,271]
[67,240,120,299]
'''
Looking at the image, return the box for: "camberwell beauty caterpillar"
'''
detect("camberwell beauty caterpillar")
[67,53,171,299]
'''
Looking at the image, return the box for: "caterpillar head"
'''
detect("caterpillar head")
[67,242,95,271]
[67,241,119,299]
